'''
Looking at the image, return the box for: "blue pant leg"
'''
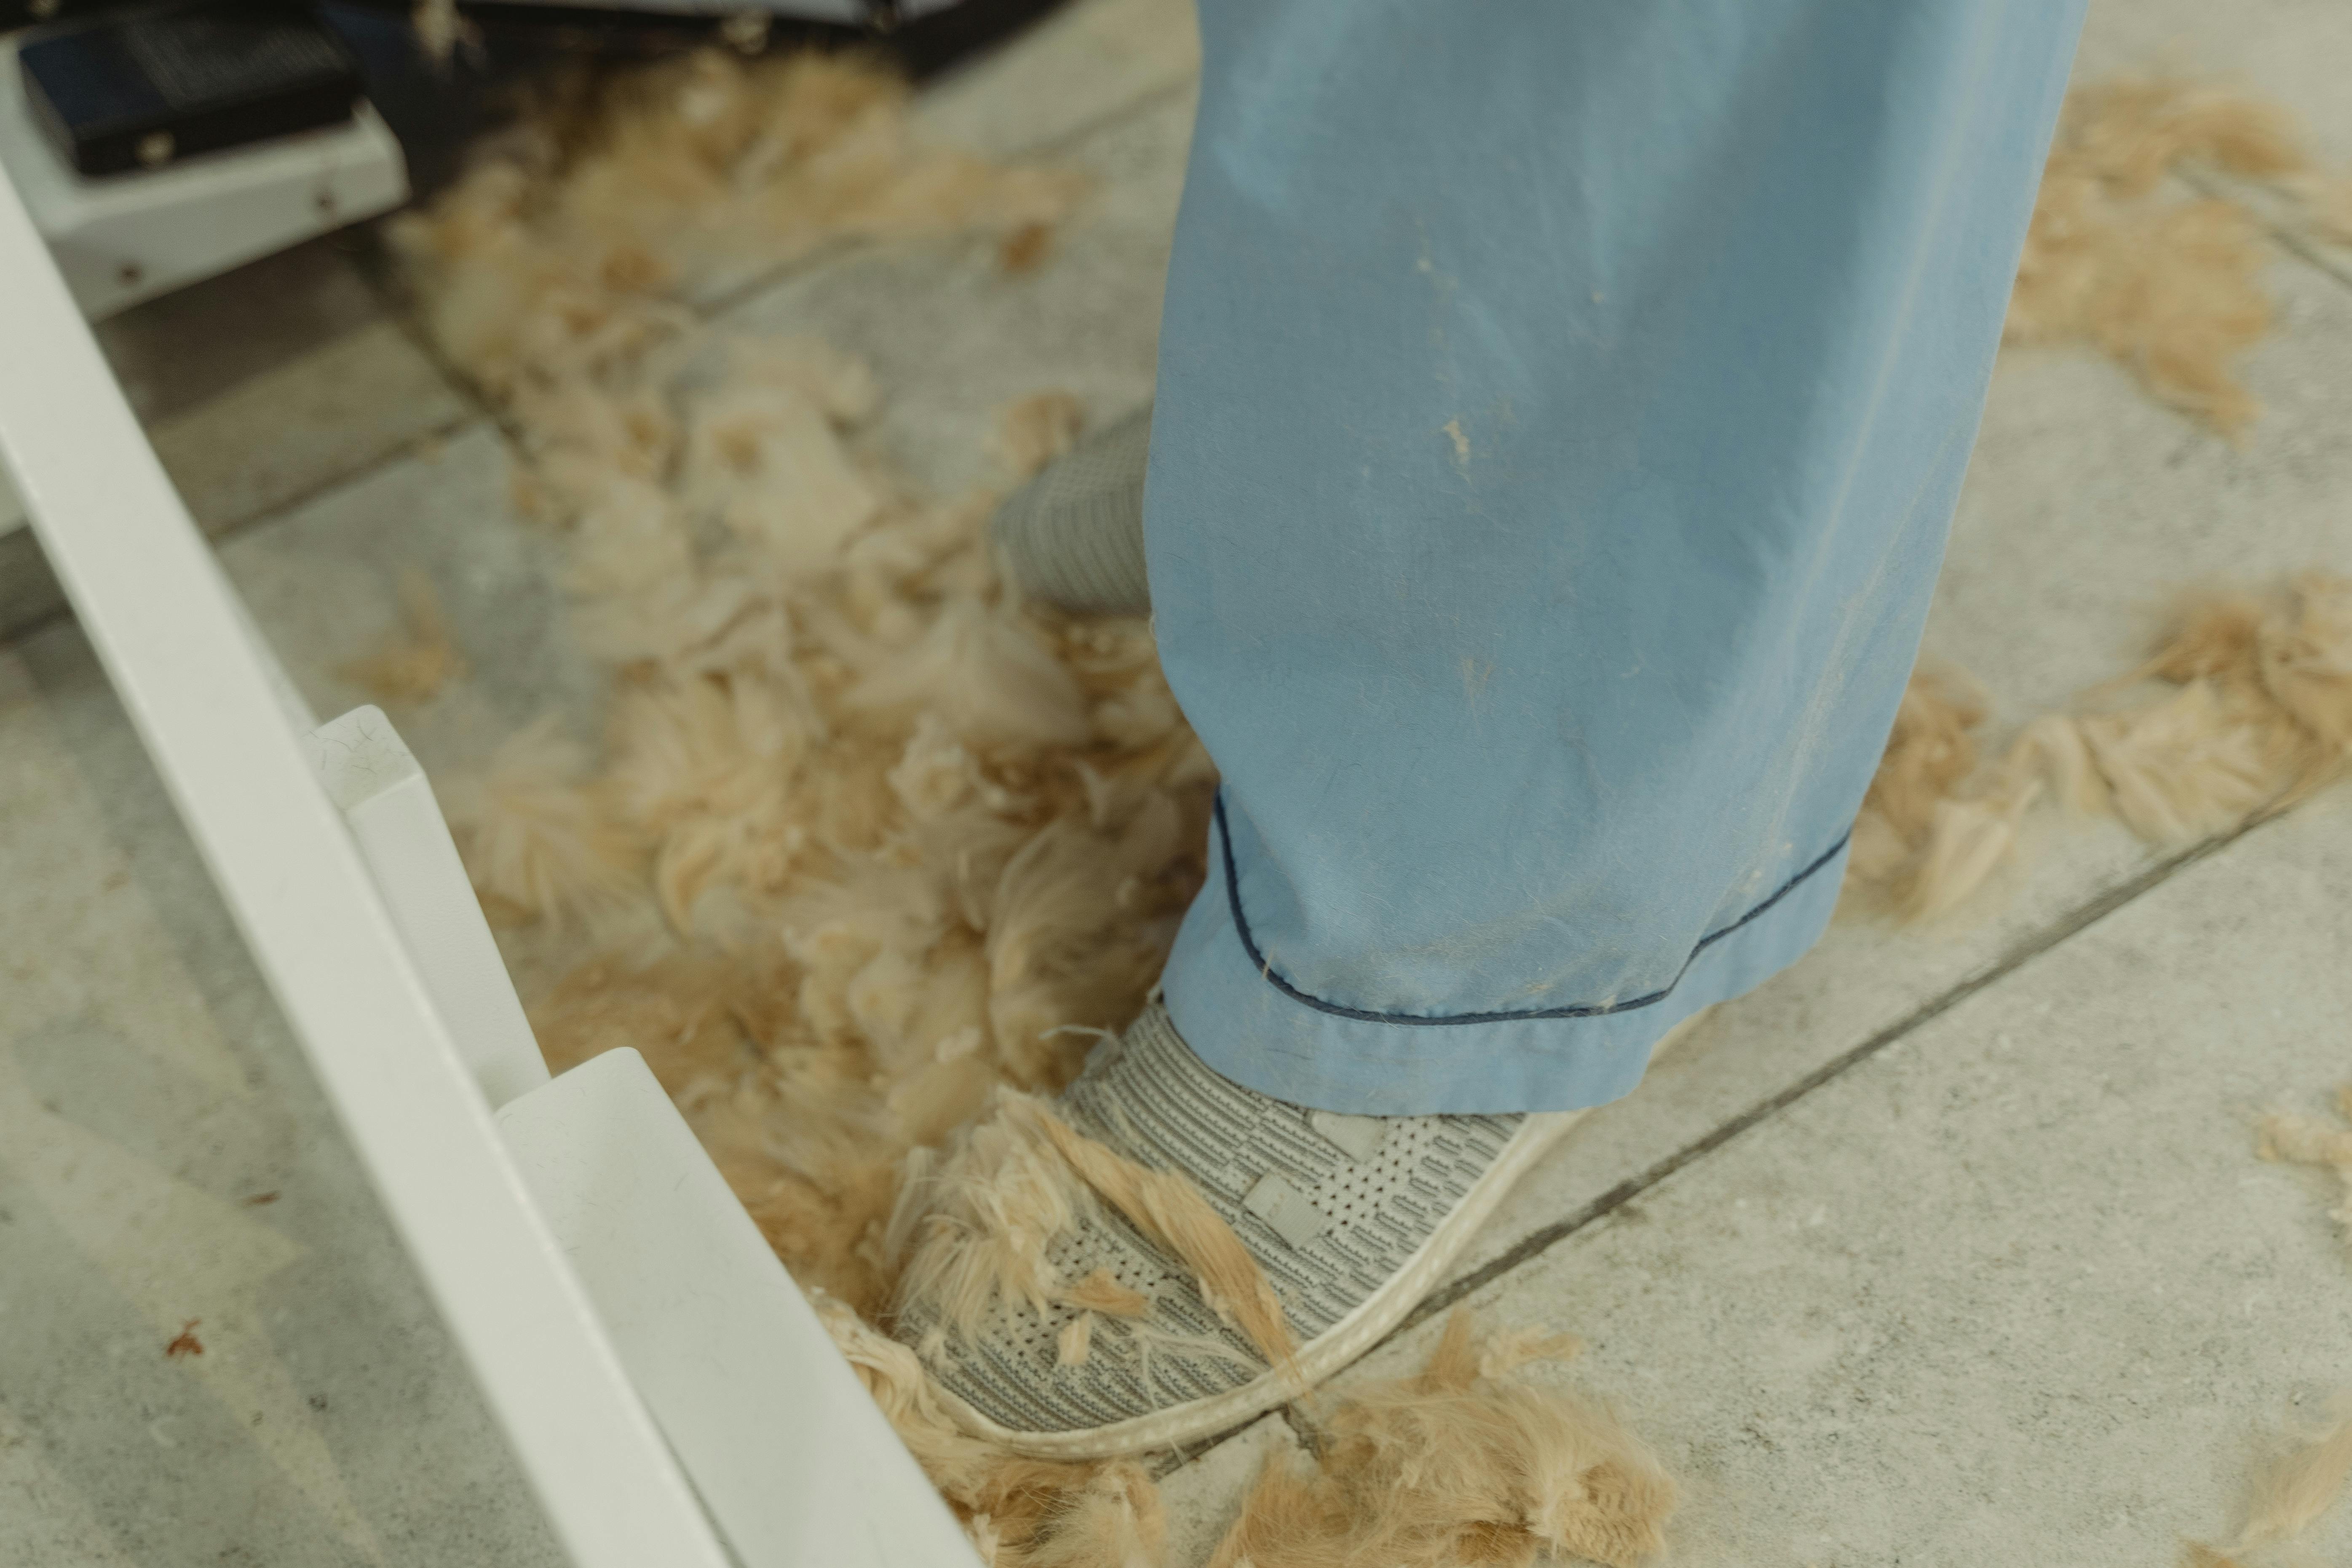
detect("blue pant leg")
[1147,0,2085,1114]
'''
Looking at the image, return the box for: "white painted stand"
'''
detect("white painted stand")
[303,706,552,1110]
[500,1049,971,1568]
[0,155,977,1568]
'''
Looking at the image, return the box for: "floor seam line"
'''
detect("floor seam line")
[1,406,488,653]
[1277,1400,1321,1457]
[2174,165,2352,294]
[348,232,506,427]
[209,407,486,541]
[1381,817,2266,1343]
[1143,818,2271,1474]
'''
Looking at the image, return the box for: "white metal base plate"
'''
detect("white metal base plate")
[0,35,408,322]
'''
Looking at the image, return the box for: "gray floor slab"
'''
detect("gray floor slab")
[0,238,476,642]
[93,238,409,427]
[1937,260,2352,717]
[0,637,564,1567]
[217,423,600,764]
[1322,788,2352,1565]
[140,324,471,559]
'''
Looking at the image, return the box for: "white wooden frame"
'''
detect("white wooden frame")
[0,165,974,1568]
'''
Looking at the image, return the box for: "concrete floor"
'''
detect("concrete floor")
[4,0,2351,1561]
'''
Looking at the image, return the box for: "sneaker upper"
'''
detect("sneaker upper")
[893,1002,1523,1435]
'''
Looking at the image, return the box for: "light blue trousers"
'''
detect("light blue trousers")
[1147,0,2085,1114]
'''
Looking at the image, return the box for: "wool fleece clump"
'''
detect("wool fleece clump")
[2202,1132,2352,1562]
[342,568,465,704]
[2175,1101,2352,1562]
[1207,1310,1674,1568]
[2007,77,2352,437]
[391,48,1084,409]
[1844,571,2352,920]
[2258,1088,2352,1254]
[820,1294,1671,1568]
[2182,1403,2352,1563]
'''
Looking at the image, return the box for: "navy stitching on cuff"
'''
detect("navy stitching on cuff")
[1212,791,1849,1027]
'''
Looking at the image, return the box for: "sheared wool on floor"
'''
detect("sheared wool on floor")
[2176,1071,2352,1567]
[389,48,2352,1565]
[1839,662,2041,922]
[2174,1109,2352,1562]
[1207,1309,1673,1568]
[819,1292,1670,1568]
[1844,571,2352,920]
[2007,77,2334,437]
[390,48,1084,409]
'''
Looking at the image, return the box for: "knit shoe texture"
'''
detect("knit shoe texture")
[990,402,1153,615]
[892,1001,1576,1457]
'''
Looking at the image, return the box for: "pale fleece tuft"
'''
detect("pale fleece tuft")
[2007,77,2319,437]
[893,1091,1297,1372]
[2185,1100,2352,1559]
[814,1292,1165,1568]
[1847,572,2352,921]
[444,717,643,927]
[2234,1398,2352,1551]
[1207,1308,1674,1568]
[341,569,465,705]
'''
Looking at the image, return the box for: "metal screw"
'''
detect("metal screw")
[135,131,174,167]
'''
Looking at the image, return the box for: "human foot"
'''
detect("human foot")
[887,1001,1607,1458]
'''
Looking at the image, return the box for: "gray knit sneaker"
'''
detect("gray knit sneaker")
[888,1001,1589,1458]
[990,402,1152,616]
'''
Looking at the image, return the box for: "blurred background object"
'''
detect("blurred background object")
[0,0,1060,319]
